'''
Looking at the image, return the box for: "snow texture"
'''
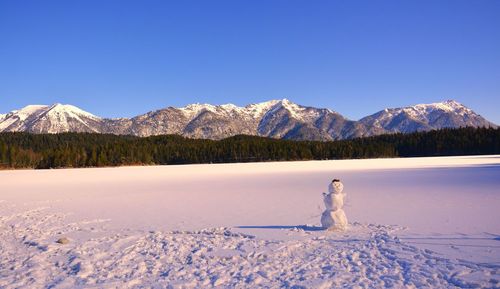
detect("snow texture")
[0,156,499,288]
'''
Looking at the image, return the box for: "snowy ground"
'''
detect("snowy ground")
[0,156,499,288]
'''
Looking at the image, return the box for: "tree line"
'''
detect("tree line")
[0,127,498,169]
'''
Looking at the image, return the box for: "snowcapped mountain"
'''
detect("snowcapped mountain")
[0,99,495,140]
[359,100,495,134]
[0,104,102,133]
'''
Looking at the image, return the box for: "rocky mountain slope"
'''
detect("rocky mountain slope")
[0,99,495,140]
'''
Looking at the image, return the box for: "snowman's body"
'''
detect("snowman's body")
[323,192,345,211]
[321,180,348,230]
[321,209,347,229]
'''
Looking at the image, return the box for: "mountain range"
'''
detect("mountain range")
[0,99,496,141]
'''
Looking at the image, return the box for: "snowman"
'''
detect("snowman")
[321,179,348,230]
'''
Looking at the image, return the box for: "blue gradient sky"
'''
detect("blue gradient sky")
[1,0,499,123]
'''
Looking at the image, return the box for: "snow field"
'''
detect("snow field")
[1,205,497,288]
[0,155,499,288]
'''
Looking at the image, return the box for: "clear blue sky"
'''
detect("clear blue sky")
[1,0,499,123]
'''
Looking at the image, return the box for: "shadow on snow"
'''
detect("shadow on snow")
[235,225,325,231]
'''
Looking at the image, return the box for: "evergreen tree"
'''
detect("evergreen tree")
[0,127,498,169]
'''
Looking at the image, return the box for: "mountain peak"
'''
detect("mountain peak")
[276,98,305,114]
[16,104,48,113]
[442,99,460,105]
[438,99,466,109]
[7,105,48,122]
[179,103,217,118]
[21,104,48,109]
[244,100,280,117]
[414,99,470,114]
[45,103,100,120]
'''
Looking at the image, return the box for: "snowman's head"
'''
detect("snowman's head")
[328,179,344,194]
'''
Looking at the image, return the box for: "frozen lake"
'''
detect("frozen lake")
[1,155,499,288]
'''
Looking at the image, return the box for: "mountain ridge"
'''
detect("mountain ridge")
[0,99,496,140]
